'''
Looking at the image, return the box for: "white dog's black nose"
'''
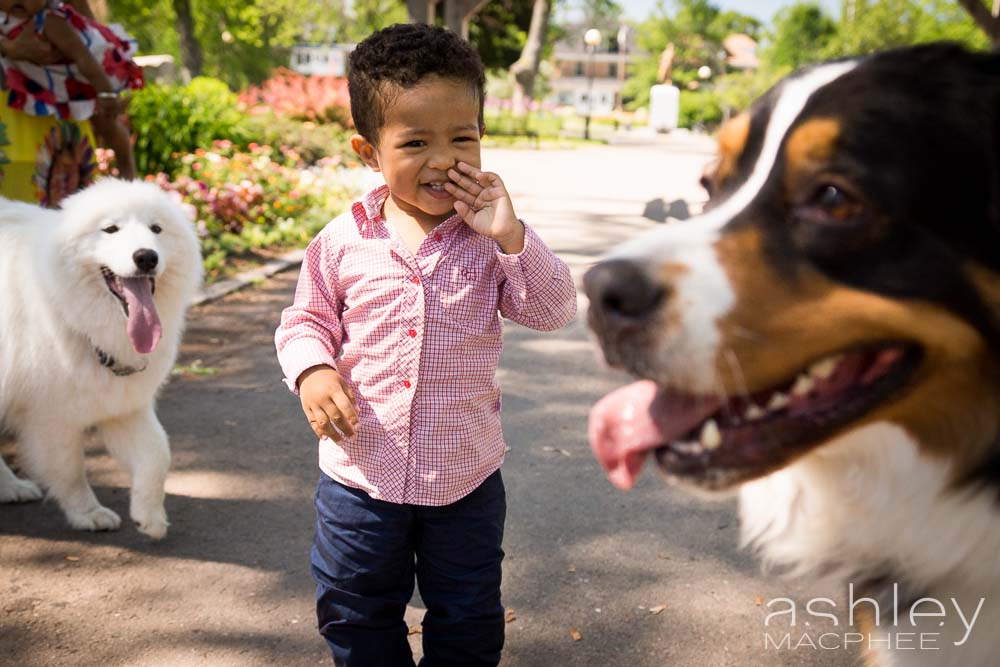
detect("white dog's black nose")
[584,259,666,322]
[133,249,158,273]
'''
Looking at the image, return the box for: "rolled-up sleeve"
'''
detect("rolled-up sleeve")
[496,222,577,331]
[275,232,344,393]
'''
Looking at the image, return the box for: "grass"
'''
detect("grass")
[172,360,221,377]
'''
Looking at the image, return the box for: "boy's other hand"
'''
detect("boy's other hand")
[445,162,525,254]
[298,365,358,442]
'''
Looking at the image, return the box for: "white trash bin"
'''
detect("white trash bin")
[649,84,680,133]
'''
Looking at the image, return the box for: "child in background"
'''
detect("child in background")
[0,0,143,179]
[275,23,577,667]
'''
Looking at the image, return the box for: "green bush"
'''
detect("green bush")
[239,113,358,166]
[483,110,563,138]
[678,89,723,130]
[143,141,361,280]
[129,77,250,177]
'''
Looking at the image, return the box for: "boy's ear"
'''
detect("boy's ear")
[351,134,380,172]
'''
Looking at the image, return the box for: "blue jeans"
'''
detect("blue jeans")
[312,470,506,667]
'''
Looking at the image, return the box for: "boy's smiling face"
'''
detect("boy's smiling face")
[351,75,483,228]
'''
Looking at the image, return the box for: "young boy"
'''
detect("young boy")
[275,23,577,667]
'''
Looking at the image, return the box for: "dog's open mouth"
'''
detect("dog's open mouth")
[589,343,922,490]
[101,266,162,355]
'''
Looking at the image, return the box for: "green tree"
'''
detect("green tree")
[108,0,367,88]
[578,0,625,33]
[622,0,759,109]
[470,0,537,70]
[766,2,837,69]
[339,0,407,42]
[954,0,1000,46]
[508,0,553,114]
[825,0,987,57]
[714,9,763,41]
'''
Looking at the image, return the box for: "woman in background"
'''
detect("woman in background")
[0,0,138,206]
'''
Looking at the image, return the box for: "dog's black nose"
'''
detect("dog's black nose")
[584,259,666,321]
[133,249,158,272]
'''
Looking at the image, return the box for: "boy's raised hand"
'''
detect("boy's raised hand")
[445,162,525,254]
[297,365,358,442]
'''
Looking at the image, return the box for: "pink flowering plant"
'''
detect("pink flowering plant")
[131,140,360,278]
[238,68,351,126]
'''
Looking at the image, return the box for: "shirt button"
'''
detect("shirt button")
[403,380,412,388]
[411,276,420,284]
[408,329,417,338]
[433,232,443,241]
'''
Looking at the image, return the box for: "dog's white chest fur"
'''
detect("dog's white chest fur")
[741,423,1000,665]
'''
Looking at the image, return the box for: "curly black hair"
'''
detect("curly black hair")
[348,23,486,144]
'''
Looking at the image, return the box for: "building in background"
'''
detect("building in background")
[548,25,641,116]
[289,44,355,77]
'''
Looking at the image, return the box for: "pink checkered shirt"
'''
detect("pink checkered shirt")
[275,185,577,505]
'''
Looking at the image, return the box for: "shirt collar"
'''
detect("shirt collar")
[360,184,390,226]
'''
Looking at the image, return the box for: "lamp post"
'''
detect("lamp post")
[583,27,601,141]
[615,24,629,114]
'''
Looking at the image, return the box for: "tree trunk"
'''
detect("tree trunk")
[444,0,489,40]
[509,0,552,117]
[172,0,203,77]
[407,0,434,24]
[88,0,107,22]
[956,0,1000,47]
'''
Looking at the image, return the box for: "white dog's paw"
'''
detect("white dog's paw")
[0,478,43,503]
[131,504,168,540]
[66,505,122,531]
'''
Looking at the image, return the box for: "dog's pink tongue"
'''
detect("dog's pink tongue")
[121,277,161,354]
[589,380,720,490]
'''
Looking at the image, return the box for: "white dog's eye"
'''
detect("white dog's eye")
[150,224,162,234]
[102,225,119,234]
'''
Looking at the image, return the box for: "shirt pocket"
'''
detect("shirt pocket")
[437,262,501,336]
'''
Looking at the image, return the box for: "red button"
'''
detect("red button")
[433,232,443,241]
[403,380,412,388]
[408,329,417,338]
[411,276,420,284]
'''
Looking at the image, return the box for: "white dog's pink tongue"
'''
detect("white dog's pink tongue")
[121,277,161,354]
[589,380,720,490]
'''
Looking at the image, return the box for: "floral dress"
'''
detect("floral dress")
[0,3,143,120]
[0,4,142,206]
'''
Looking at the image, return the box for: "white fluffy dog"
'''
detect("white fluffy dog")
[0,179,201,538]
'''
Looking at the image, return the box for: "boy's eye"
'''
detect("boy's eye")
[402,140,425,148]
[454,136,477,143]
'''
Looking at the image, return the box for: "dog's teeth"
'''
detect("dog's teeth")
[700,419,721,450]
[744,404,765,420]
[809,356,840,380]
[767,392,789,411]
[791,374,815,397]
[673,441,703,455]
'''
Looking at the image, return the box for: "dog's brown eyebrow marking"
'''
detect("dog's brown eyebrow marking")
[714,113,751,185]
[784,117,841,177]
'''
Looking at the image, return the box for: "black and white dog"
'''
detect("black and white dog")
[586,44,1000,666]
